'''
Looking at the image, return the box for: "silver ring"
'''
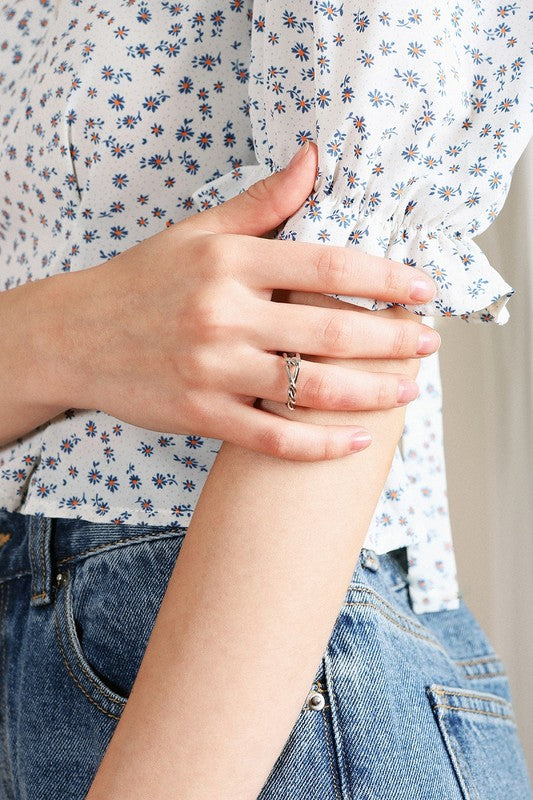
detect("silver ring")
[282,352,301,411]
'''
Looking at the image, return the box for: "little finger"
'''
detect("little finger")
[217,401,372,461]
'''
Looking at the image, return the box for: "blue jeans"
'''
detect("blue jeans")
[0,509,530,799]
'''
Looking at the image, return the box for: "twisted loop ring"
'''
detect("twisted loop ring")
[282,352,301,411]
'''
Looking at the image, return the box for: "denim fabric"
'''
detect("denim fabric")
[0,509,530,800]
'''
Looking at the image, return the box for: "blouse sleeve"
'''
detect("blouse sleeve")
[192,2,533,324]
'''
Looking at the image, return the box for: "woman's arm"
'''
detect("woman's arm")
[0,144,435,456]
[86,296,426,800]
[0,275,71,447]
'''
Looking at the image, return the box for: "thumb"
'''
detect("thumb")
[187,141,318,236]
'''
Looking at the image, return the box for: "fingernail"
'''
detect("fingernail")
[417,329,441,355]
[409,278,436,302]
[398,380,419,404]
[349,430,372,451]
[287,140,310,169]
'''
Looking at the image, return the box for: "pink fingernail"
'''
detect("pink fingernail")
[398,380,419,404]
[350,431,372,451]
[417,330,441,355]
[410,278,436,302]
[287,140,310,169]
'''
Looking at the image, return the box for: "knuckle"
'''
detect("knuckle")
[390,323,410,358]
[245,177,269,204]
[246,178,286,221]
[376,379,394,408]
[315,246,349,291]
[188,393,213,427]
[321,312,351,355]
[191,290,226,338]
[194,233,228,277]
[182,344,212,384]
[317,436,337,461]
[383,265,402,297]
[259,425,294,459]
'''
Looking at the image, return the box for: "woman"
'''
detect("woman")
[0,2,531,798]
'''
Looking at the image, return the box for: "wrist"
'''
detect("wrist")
[23,270,90,412]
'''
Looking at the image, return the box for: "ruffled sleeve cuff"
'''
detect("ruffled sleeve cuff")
[191,165,515,325]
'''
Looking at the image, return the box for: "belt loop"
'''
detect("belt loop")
[360,547,380,572]
[28,513,54,607]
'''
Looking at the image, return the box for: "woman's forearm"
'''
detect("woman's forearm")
[0,275,72,447]
[86,300,424,800]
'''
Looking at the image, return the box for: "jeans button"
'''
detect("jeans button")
[306,690,325,711]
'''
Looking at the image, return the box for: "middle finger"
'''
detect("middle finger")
[251,299,441,360]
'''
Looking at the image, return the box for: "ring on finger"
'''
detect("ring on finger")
[281,352,302,411]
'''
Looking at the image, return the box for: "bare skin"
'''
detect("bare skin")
[0,142,438,798]
[82,150,431,799]
[0,142,438,457]
[85,299,419,800]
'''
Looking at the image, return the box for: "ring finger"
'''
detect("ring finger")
[228,349,420,411]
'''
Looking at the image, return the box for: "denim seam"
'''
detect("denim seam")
[0,582,15,800]
[320,707,342,800]
[28,521,40,599]
[29,515,49,602]
[427,689,478,800]
[346,584,428,633]
[55,530,186,566]
[433,702,514,722]
[463,672,507,680]
[63,595,128,706]
[429,685,513,710]
[440,724,478,800]
[0,534,185,585]
[0,584,8,796]
[59,572,127,707]
[323,652,351,800]
[454,655,502,666]
[39,516,47,598]
[345,600,447,654]
[53,600,123,722]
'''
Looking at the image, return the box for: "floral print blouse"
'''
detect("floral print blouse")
[0,1,531,614]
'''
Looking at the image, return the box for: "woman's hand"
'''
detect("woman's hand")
[259,291,424,415]
[24,142,440,461]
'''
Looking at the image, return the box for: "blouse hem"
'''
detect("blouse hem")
[5,493,424,555]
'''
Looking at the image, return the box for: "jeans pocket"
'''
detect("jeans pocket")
[426,684,533,800]
[53,531,186,720]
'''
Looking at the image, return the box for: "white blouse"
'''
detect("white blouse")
[0,1,531,614]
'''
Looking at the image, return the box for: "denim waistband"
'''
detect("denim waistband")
[0,509,187,605]
[0,508,407,605]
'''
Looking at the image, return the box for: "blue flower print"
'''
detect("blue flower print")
[0,0,531,617]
